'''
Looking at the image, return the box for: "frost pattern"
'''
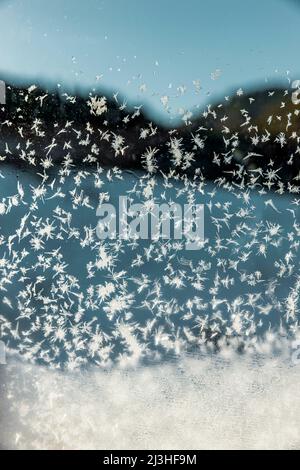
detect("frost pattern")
[0,85,300,370]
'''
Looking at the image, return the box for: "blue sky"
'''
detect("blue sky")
[0,0,300,123]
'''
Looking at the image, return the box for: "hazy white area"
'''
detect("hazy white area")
[1,340,300,450]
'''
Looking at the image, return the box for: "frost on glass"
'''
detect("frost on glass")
[0,80,300,449]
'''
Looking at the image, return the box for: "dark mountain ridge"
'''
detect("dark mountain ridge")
[1,80,300,191]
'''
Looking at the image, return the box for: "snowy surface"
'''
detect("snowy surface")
[1,349,300,450]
